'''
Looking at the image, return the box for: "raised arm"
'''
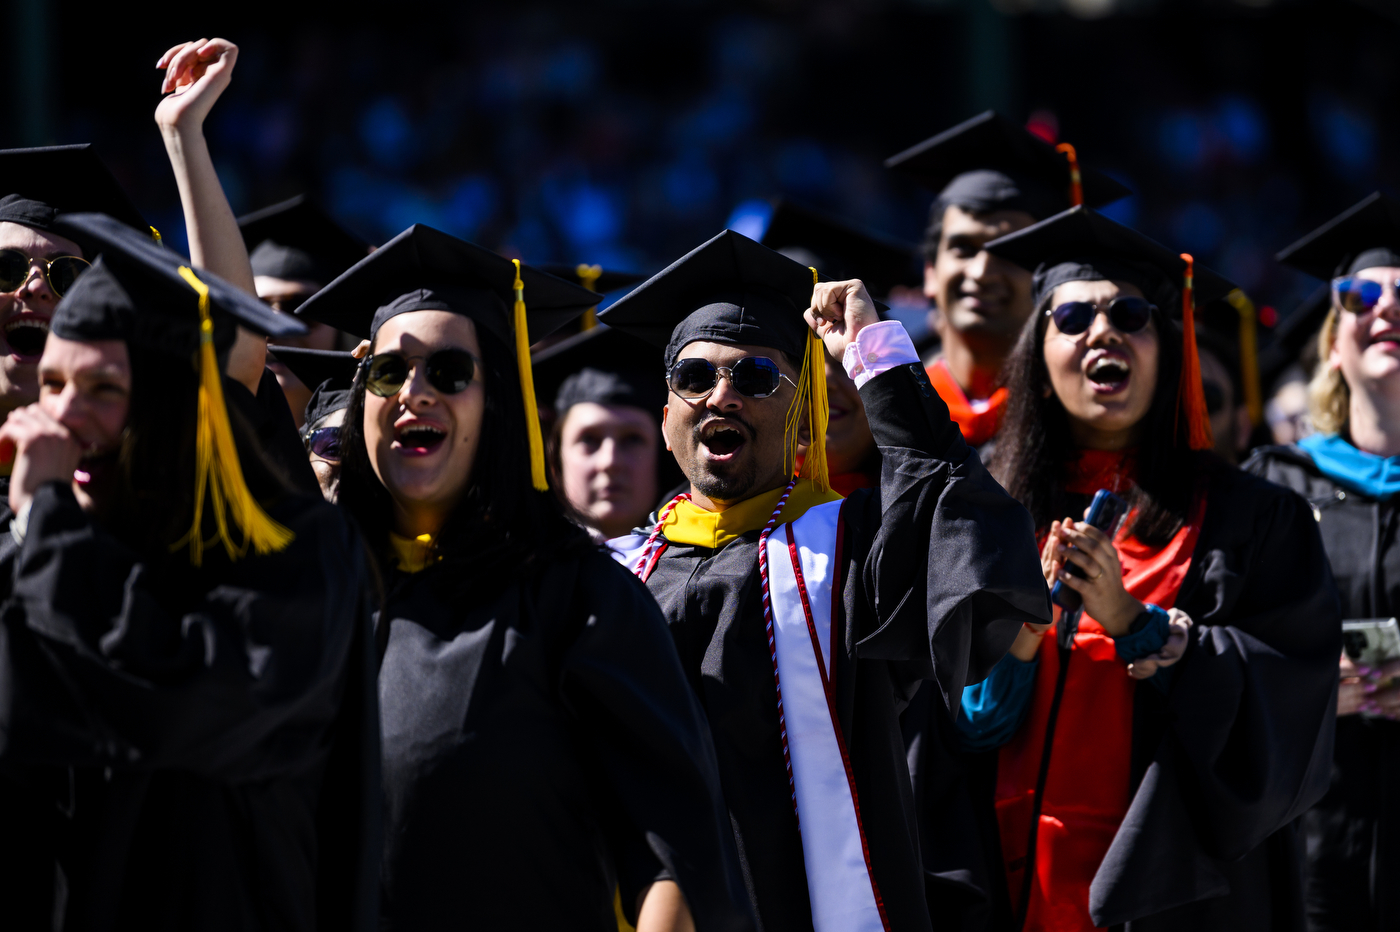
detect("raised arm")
[154,37,264,393]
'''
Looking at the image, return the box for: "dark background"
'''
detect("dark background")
[9,0,1399,333]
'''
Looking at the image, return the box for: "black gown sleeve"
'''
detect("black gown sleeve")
[557,551,757,932]
[0,481,363,783]
[854,362,1051,709]
[224,368,321,495]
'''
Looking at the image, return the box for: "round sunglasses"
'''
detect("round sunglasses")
[305,426,342,463]
[1332,276,1400,315]
[0,249,90,297]
[667,355,796,400]
[363,348,480,398]
[1047,296,1156,336]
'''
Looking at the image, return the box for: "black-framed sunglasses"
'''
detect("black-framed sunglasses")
[1332,275,1400,314]
[667,355,796,400]
[0,249,89,297]
[305,426,342,462]
[363,348,480,398]
[1047,296,1156,336]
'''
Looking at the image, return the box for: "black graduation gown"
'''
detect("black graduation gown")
[967,461,1341,931]
[1244,444,1400,932]
[641,362,1050,932]
[0,482,380,932]
[377,546,756,932]
[225,367,320,496]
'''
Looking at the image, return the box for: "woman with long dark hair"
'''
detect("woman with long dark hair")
[0,214,379,931]
[295,224,754,932]
[1245,192,1400,932]
[962,206,1340,931]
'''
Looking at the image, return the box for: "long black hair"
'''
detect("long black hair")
[988,299,1201,546]
[336,322,590,587]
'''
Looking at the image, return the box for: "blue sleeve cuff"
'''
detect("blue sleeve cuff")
[957,651,1039,752]
[1114,603,1171,662]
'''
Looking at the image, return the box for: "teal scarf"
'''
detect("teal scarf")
[1300,433,1400,501]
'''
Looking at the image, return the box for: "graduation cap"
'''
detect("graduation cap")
[531,324,666,418]
[601,229,832,490]
[295,224,600,490]
[1196,289,1264,428]
[986,205,1236,450]
[266,345,358,430]
[0,145,150,241]
[238,195,370,285]
[757,198,918,298]
[1275,192,1400,281]
[1258,284,1330,392]
[51,212,308,565]
[885,111,1131,229]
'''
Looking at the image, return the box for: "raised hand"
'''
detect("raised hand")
[805,279,880,362]
[155,38,239,135]
[0,404,83,516]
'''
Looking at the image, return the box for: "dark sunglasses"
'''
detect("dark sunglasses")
[364,348,479,398]
[305,426,342,462]
[1047,296,1156,336]
[1332,276,1400,314]
[667,356,796,400]
[0,249,89,297]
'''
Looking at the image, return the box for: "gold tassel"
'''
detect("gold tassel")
[512,259,549,491]
[149,226,163,245]
[1226,288,1263,427]
[784,268,830,493]
[577,263,602,331]
[171,266,295,565]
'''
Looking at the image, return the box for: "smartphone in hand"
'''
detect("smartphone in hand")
[1051,489,1130,612]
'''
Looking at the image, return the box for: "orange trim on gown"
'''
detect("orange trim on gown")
[926,359,1008,447]
[995,449,1207,931]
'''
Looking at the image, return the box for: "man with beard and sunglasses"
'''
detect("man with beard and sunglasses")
[602,230,1049,932]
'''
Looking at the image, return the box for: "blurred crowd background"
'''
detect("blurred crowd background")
[11,0,1400,346]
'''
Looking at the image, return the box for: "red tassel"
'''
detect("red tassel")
[1056,142,1084,207]
[1175,253,1214,451]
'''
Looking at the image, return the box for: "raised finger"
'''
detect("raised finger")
[156,41,194,70]
[164,41,208,92]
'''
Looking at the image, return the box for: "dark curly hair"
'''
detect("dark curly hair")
[988,297,1202,546]
[335,321,589,590]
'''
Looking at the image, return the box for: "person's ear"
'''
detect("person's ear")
[661,402,672,452]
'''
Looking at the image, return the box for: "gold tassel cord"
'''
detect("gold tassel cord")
[1226,288,1263,427]
[577,263,602,331]
[149,226,163,245]
[171,266,295,565]
[785,268,831,493]
[512,259,549,491]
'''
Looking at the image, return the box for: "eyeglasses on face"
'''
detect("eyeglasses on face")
[0,249,90,297]
[1332,275,1400,315]
[666,355,796,400]
[305,426,342,462]
[1047,296,1156,336]
[363,348,480,398]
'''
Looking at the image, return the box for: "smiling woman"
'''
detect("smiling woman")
[296,224,756,932]
[958,206,1343,932]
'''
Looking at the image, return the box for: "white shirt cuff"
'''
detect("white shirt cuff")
[841,320,920,389]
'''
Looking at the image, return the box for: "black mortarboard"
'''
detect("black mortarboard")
[52,213,306,356]
[49,213,306,565]
[984,206,1235,312]
[1258,285,1330,391]
[267,346,358,430]
[238,195,370,284]
[1275,192,1400,281]
[987,206,1236,451]
[885,112,1130,226]
[599,229,817,368]
[758,198,918,298]
[295,224,599,491]
[0,145,148,239]
[531,324,666,418]
[296,224,598,343]
[534,263,648,295]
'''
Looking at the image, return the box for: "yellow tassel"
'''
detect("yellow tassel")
[577,263,602,331]
[149,226,163,245]
[784,268,830,493]
[171,266,295,565]
[1226,288,1263,428]
[513,259,549,491]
